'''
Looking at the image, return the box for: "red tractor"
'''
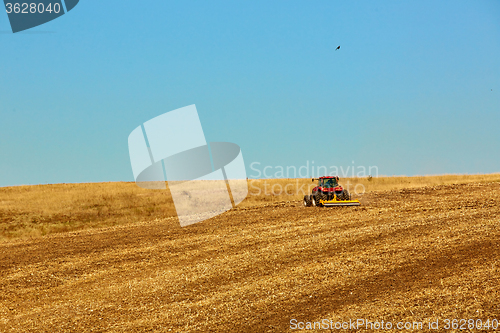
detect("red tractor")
[303,176,360,207]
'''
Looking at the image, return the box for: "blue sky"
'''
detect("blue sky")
[1,0,499,186]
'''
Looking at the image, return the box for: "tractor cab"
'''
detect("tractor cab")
[315,176,340,191]
[321,178,338,189]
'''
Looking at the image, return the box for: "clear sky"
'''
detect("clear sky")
[1,0,499,186]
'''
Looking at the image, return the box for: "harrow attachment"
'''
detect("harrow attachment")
[320,197,360,207]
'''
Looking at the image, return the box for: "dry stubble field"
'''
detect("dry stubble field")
[0,175,499,332]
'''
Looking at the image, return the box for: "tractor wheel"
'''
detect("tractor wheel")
[313,192,327,207]
[312,194,319,207]
[303,195,312,207]
[339,189,350,201]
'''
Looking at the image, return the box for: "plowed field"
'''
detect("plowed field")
[1,182,499,332]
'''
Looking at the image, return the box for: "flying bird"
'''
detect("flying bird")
[335,45,341,51]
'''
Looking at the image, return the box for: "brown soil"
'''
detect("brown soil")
[0,182,499,332]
